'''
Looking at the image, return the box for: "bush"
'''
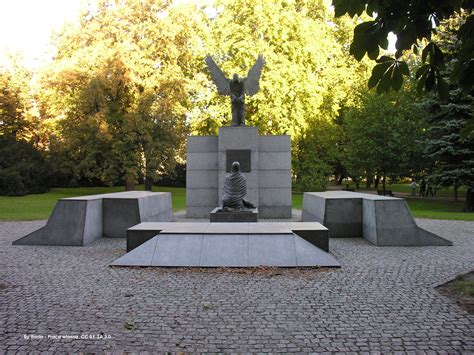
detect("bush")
[0,136,49,196]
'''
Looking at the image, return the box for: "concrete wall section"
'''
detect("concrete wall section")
[303,191,452,246]
[257,135,292,218]
[186,136,219,218]
[186,129,292,219]
[13,191,173,246]
[13,198,103,246]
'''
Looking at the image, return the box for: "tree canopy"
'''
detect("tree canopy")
[333,0,473,100]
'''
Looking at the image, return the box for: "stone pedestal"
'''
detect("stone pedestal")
[186,126,291,218]
[210,207,258,222]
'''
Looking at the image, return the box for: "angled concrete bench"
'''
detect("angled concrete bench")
[126,221,329,252]
[114,221,338,268]
[302,191,452,246]
[13,191,173,246]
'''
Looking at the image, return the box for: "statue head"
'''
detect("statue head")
[232,73,239,81]
[231,161,241,173]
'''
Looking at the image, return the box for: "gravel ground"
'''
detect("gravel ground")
[0,218,473,352]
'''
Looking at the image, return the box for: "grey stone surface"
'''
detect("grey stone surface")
[294,236,338,267]
[258,170,292,188]
[186,126,291,219]
[186,170,219,188]
[152,234,203,267]
[13,191,172,245]
[259,188,292,206]
[303,191,452,246]
[259,135,291,152]
[187,136,218,152]
[210,208,258,222]
[258,151,291,170]
[2,219,473,352]
[12,198,103,246]
[186,152,219,170]
[218,126,259,151]
[186,188,219,207]
[200,234,249,267]
[113,233,339,268]
[258,206,293,219]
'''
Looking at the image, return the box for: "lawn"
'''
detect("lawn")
[0,185,185,221]
[0,186,472,221]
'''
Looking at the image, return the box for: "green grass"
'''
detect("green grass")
[0,186,472,221]
[452,278,474,297]
[343,182,467,197]
[0,185,185,221]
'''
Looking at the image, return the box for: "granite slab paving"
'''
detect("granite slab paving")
[1,218,473,352]
[112,233,339,268]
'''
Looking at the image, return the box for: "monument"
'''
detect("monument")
[205,54,265,126]
[186,55,292,218]
[210,161,258,222]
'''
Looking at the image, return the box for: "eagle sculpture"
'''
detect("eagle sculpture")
[205,54,265,126]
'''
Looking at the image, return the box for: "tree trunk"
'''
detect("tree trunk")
[454,185,458,201]
[382,174,386,193]
[145,176,153,191]
[336,174,344,185]
[366,175,373,189]
[464,188,474,212]
[374,176,380,189]
[125,178,135,191]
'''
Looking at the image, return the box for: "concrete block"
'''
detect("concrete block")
[248,234,297,267]
[103,192,172,238]
[258,206,292,218]
[218,126,259,151]
[187,136,218,152]
[210,208,258,222]
[302,191,452,246]
[113,223,341,268]
[13,198,103,246]
[288,222,329,252]
[186,152,218,170]
[13,191,173,246]
[186,170,218,188]
[151,234,203,266]
[258,170,291,188]
[259,135,291,152]
[302,192,361,237]
[200,234,249,267]
[186,188,219,207]
[186,206,215,218]
[206,223,249,234]
[259,188,292,206]
[258,152,291,170]
[294,236,340,267]
[111,237,158,266]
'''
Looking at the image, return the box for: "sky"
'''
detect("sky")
[0,0,82,68]
[0,0,396,69]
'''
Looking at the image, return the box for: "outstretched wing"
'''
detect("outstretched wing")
[205,55,230,95]
[244,55,265,96]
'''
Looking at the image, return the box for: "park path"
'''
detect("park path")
[0,218,473,352]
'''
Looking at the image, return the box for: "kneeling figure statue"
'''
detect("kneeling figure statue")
[221,161,255,211]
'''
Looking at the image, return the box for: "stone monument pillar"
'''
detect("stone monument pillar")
[186,126,291,219]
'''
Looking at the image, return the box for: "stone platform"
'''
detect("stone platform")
[13,191,173,246]
[210,207,258,222]
[112,221,338,268]
[302,191,452,246]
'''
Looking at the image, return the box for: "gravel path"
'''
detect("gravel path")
[1,218,473,352]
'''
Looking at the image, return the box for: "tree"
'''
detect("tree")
[421,13,474,211]
[343,86,426,192]
[332,1,473,100]
[188,0,371,189]
[38,0,193,189]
